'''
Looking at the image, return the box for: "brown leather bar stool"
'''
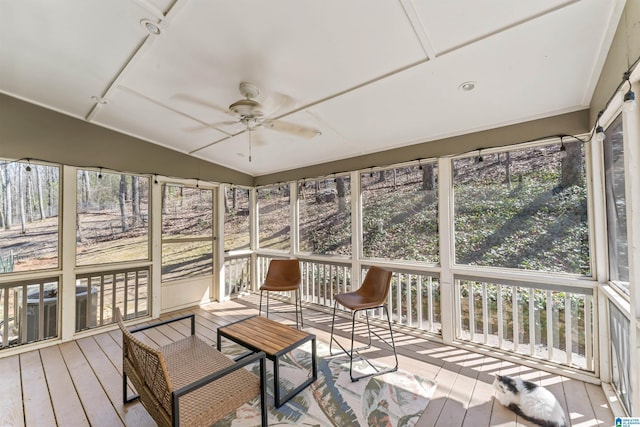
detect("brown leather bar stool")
[329,266,398,381]
[259,259,303,329]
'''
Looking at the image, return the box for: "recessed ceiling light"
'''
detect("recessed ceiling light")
[459,81,476,92]
[91,96,109,104]
[140,19,161,35]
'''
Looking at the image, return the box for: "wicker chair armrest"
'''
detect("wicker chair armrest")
[129,313,196,336]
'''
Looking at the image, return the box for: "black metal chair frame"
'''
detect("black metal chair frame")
[329,302,398,382]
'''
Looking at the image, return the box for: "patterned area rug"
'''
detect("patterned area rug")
[214,341,437,427]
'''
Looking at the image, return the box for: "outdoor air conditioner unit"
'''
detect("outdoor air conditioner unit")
[17,285,98,343]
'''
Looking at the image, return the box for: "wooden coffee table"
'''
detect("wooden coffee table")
[217,316,317,407]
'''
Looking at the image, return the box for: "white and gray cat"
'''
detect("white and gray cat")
[493,374,567,427]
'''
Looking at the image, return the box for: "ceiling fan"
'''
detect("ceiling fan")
[224,82,321,139]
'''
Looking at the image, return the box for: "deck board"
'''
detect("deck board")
[40,345,89,427]
[20,350,56,426]
[0,295,616,426]
[58,341,124,426]
[0,355,24,426]
[76,336,155,426]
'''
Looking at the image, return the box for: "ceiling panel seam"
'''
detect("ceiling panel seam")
[399,0,437,59]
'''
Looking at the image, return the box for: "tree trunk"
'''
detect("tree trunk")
[1,163,12,229]
[47,167,54,217]
[422,164,435,191]
[336,177,346,212]
[422,164,436,204]
[119,174,128,232]
[35,166,46,220]
[25,171,34,222]
[223,187,230,214]
[377,170,385,183]
[19,166,26,233]
[561,140,582,189]
[504,152,512,189]
[161,184,168,215]
[131,176,141,228]
[233,187,238,210]
[80,170,91,209]
[76,211,84,243]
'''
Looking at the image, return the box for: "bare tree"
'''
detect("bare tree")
[47,167,54,217]
[25,169,34,222]
[422,164,436,203]
[503,152,512,189]
[162,184,168,215]
[1,163,12,229]
[119,174,128,232]
[232,187,238,211]
[336,177,346,212]
[35,165,46,220]
[79,170,91,210]
[131,176,141,227]
[18,165,26,233]
[561,140,582,189]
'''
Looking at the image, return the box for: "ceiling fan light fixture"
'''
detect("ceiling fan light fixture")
[229,99,264,118]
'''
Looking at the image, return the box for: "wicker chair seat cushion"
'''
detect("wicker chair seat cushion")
[162,336,261,426]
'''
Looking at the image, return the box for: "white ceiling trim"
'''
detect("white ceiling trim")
[86,0,187,122]
[400,0,438,60]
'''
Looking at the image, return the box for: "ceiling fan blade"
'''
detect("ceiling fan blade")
[172,93,233,116]
[264,120,321,139]
[263,92,296,116]
[252,129,268,146]
[184,120,240,133]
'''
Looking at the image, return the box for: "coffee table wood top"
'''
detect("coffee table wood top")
[217,316,313,357]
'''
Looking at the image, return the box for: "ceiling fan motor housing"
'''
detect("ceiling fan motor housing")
[229,98,264,119]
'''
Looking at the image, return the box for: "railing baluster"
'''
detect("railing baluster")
[528,288,534,356]
[396,273,402,324]
[469,281,475,341]
[454,280,461,337]
[2,288,9,347]
[111,273,117,319]
[37,282,45,341]
[99,275,105,326]
[134,270,140,317]
[547,290,553,361]
[565,293,572,366]
[512,286,519,352]
[585,295,593,371]
[482,282,488,344]
[417,275,423,330]
[497,284,503,349]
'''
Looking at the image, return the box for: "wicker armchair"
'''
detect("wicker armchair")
[115,309,267,426]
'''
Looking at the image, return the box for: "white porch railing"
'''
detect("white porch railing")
[0,277,59,347]
[224,253,252,298]
[253,255,442,335]
[455,275,594,371]
[76,266,149,328]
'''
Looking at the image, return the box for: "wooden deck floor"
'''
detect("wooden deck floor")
[0,295,615,426]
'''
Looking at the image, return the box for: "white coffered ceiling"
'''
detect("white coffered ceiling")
[0,0,625,176]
